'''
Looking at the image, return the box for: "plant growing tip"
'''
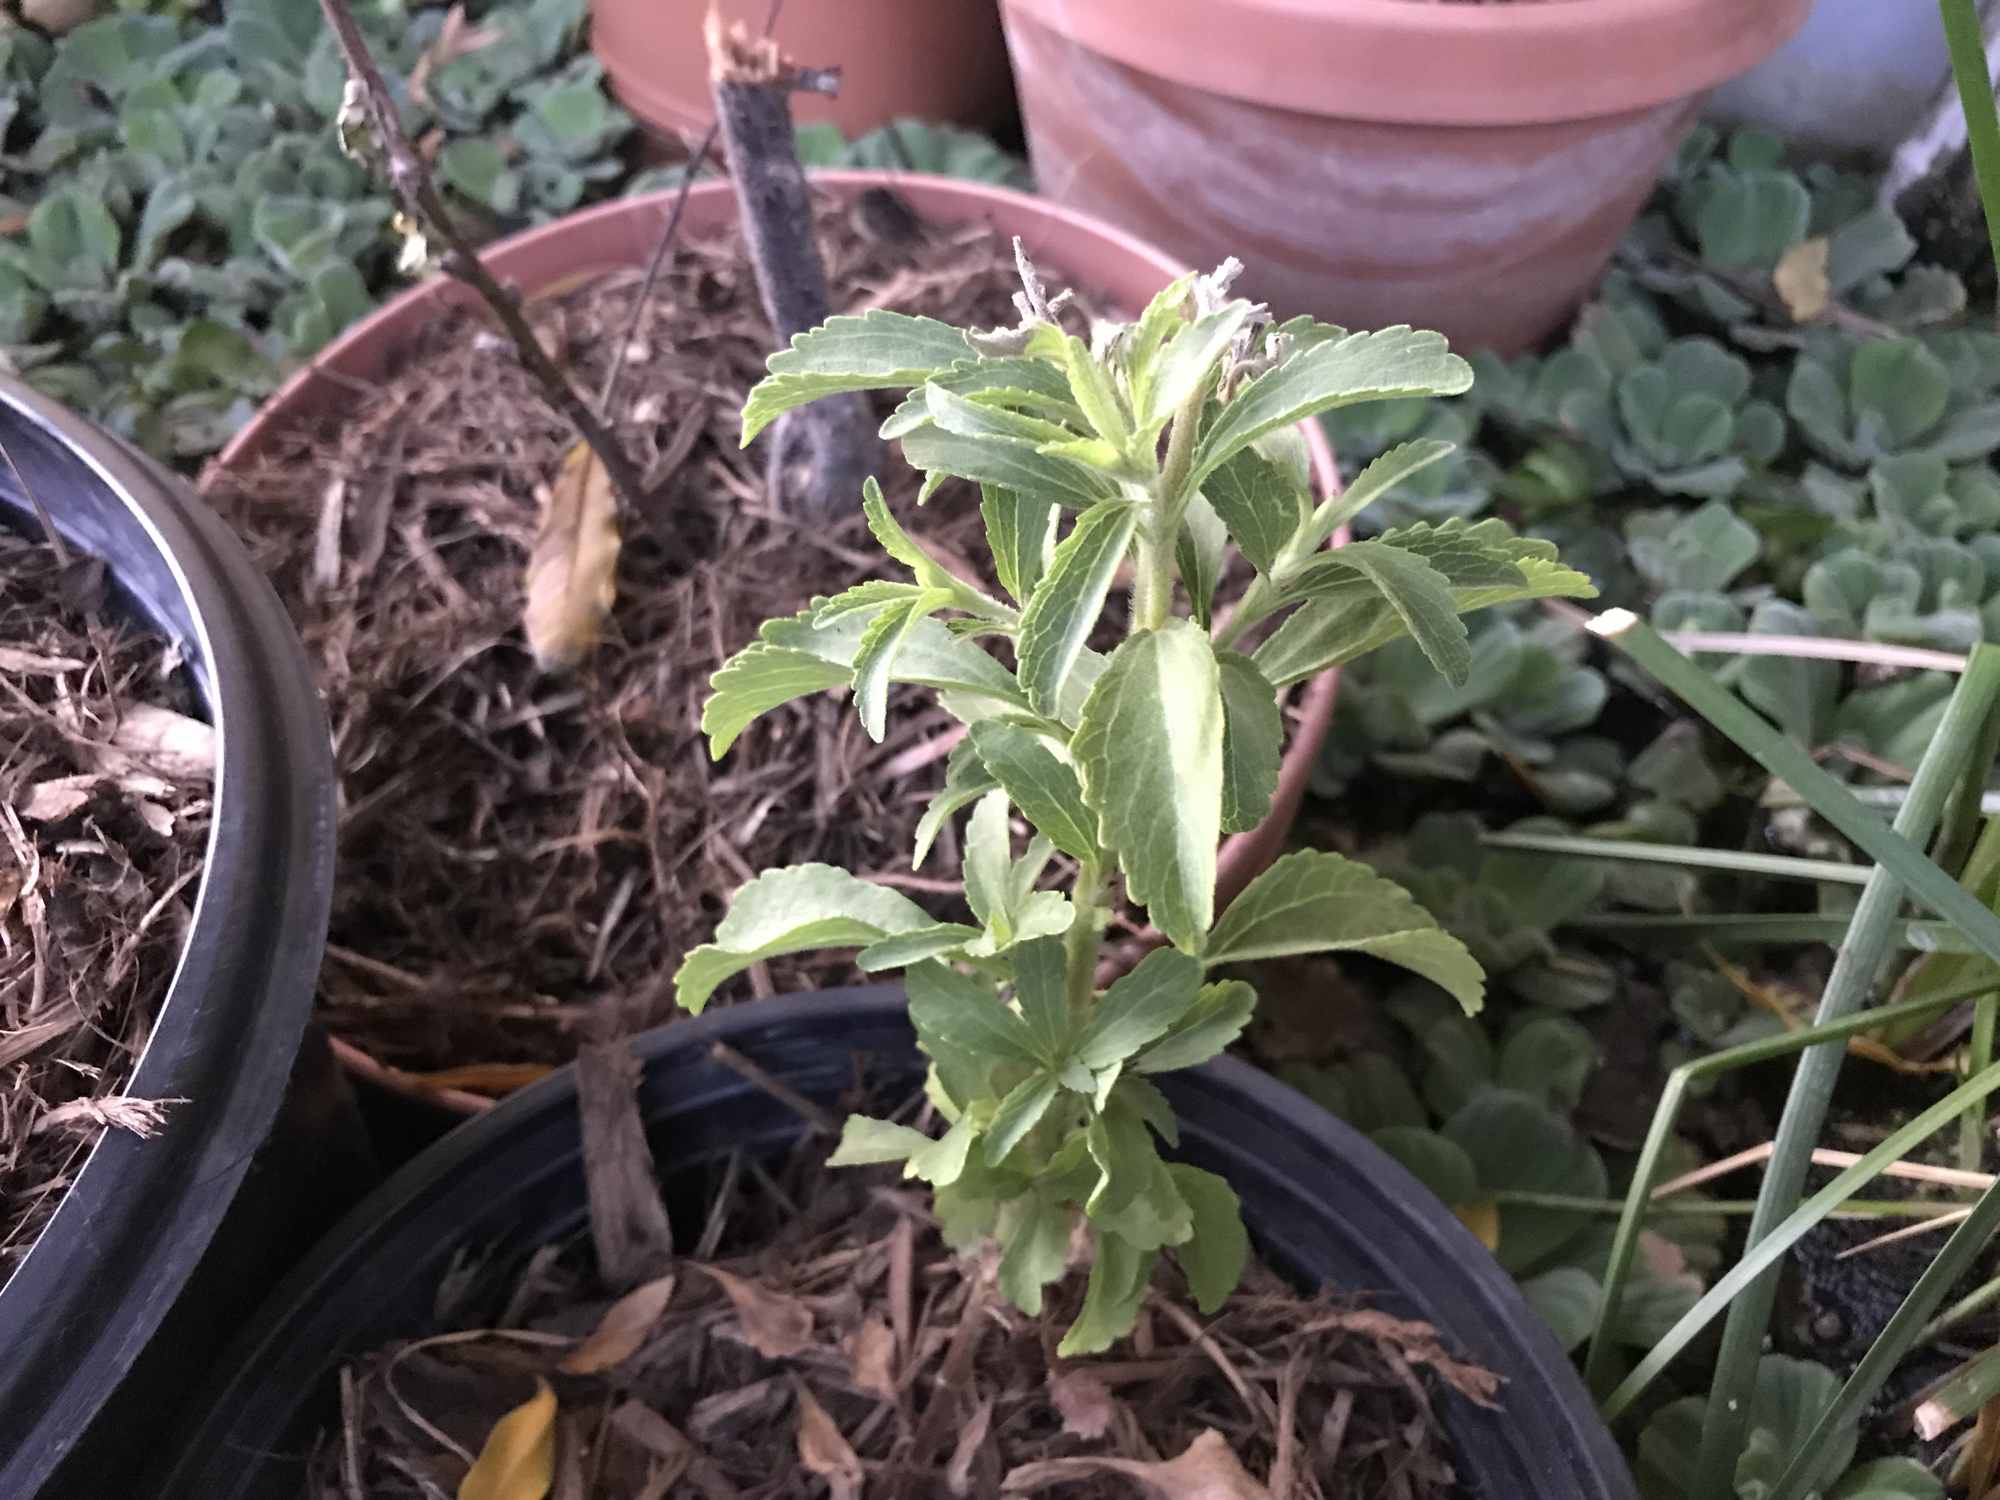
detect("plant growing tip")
[678,250,1595,1351]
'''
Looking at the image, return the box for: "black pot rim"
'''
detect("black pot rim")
[163,986,1634,1498]
[0,377,337,1493]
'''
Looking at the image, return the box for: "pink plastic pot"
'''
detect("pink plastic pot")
[213,173,1340,920]
[1000,0,1813,354]
[589,0,1014,140]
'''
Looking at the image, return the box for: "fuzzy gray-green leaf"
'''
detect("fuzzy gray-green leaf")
[1133,980,1257,1073]
[1076,948,1205,1071]
[742,309,970,442]
[969,720,1097,861]
[982,486,1058,604]
[1167,1164,1247,1313]
[1216,649,1282,834]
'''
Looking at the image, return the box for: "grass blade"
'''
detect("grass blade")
[1481,829,1871,885]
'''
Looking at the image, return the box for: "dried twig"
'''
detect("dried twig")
[314,0,647,509]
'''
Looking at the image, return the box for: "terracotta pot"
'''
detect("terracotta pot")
[1000,0,1813,355]
[215,171,1340,962]
[589,0,1014,141]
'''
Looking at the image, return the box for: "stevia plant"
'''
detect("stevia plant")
[670,250,1596,1352]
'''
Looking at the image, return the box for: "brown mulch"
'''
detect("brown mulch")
[204,195,1114,1078]
[0,528,213,1285]
[316,1085,1491,1499]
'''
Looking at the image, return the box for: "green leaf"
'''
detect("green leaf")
[1293,540,1470,685]
[1140,299,1252,432]
[827,1114,933,1167]
[880,359,1080,439]
[982,486,1057,604]
[964,790,1015,936]
[1058,1233,1155,1356]
[1442,1089,1604,1272]
[1851,337,1950,450]
[1298,438,1456,555]
[704,594,1029,758]
[1016,499,1141,715]
[924,378,1088,448]
[862,477,1008,616]
[1133,980,1256,1073]
[1077,948,1204,1070]
[1205,850,1485,1013]
[997,1192,1072,1316]
[1419,1014,1493,1118]
[852,591,944,741]
[1074,622,1225,953]
[907,1112,976,1186]
[1063,332,1132,448]
[900,421,1114,509]
[1084,1107,1192,1250]
[1497,1016,1597,1112]
[1201,441,1301,574]
[913,739,999,867]
[1176,489,1230,630]
[1192,326,1472,487]
[1368,1125,1479,1205]
[742,309,969,442]
[1216,649,1282,834]
[1167,1164,1247,1314]
[855,922,983,971]
[1010,935,1072,1062]
[906,959,1042,1072]
[675,864,934,1011]
[985,1071,1061,1164]
[1520,1267,1603,1353]
[1828,1460,1945,1499]
[968,720,1097,861]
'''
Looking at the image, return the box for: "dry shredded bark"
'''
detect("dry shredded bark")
[205,196,1117,1075]
[315,1099,1489,1498]
[0,529,212,1284]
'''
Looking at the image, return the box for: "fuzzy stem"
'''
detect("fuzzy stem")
[1065,860,1106,1015]
[1134,386,1207,632]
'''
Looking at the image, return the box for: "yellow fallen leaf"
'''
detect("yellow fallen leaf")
[700,1265,813,1358]
[795,1384,864,1500]
[524,441,621,672]
[559,1273,677,1374]
[459,1378,557,1500]
[1001,1427,1269,1497]
[1453,1200,1501,1252]
[1774,236,1830,323]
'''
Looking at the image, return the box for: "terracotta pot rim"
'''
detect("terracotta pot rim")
[215,169,1341,925]
[1000,0,1813,126]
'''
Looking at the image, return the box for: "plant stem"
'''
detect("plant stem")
[1065,861,1105,1014]
[1481,830,1872,886]
[1923,1266,2000,1343]
[1941,0,2000,293]
[1970,997,1998,1178]
[1560,912,1954,948]
[1491,1190,1959,1219]
[315,0,646,510]
[1684,641,2000,1495]
[1135,385,1207,632]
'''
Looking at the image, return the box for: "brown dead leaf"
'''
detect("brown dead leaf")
[795,1384,864,1500]
[134,800,174,837]
[559,1273,677,1374]
[107,704,216,778]
[31,1095,182,1138]
[1774,237,1831,322]
[1048,1368,1116,1439]
[701,1266,814,1358]
[524,441,621,672]
[845,1315,897,1399]
[459,1377,557,1500]
[20,0,98,36]
[1001,1428,1270,1497]
[19,775,98,822]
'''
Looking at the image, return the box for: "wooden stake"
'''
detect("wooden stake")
[707,11,881,513]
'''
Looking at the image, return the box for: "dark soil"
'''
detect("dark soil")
[0,527,212,1285]
[204,194,1112,1083]
[315,1081,1492,1499]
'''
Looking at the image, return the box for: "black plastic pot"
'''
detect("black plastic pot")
[158,986,1636,1499]
[0,378,371,1497]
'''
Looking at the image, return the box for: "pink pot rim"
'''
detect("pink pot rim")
[1000,0,1814,126]
[213,169,1343,900]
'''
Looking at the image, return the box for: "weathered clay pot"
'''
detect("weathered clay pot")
[1000,0,1813,354]
[590,0,1014,140]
